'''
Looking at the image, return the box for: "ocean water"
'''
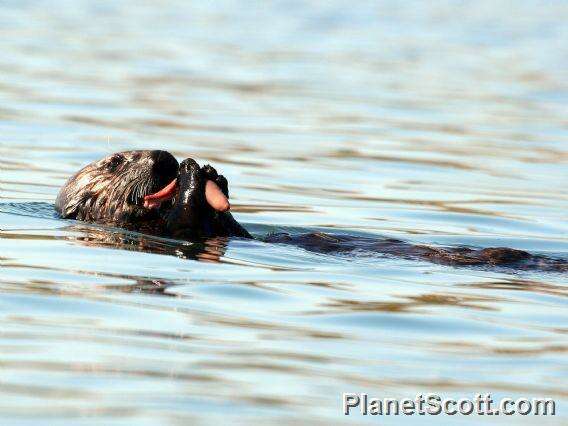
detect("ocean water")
[0,1,567,424]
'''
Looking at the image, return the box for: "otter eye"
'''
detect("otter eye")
[107,154,124,172]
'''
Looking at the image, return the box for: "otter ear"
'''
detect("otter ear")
[106,153,125,173]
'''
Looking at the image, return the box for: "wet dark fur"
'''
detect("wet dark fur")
[56,150,567,272]
[55,150,250,239]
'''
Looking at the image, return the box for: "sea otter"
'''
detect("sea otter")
[55,150,251,239]
[55,150,567,272]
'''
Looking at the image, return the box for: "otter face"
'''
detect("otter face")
[55,150,179,223]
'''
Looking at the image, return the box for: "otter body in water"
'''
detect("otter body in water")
[56,150,566,272]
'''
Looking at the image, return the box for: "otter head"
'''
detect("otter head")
[55,150,179,223]
[56,150,251,239]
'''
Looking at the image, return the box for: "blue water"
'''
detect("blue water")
[0,1,567,424]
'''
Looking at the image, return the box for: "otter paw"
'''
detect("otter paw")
[201,164,229,198]
[177,158,205,205]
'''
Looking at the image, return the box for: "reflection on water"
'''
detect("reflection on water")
[0,0,567,424]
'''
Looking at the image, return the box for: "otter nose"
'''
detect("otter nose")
[151,150,179,176]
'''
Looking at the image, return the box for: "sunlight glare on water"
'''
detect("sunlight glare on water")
[0,1,567,424]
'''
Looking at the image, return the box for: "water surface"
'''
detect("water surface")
[0,1,567,424]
